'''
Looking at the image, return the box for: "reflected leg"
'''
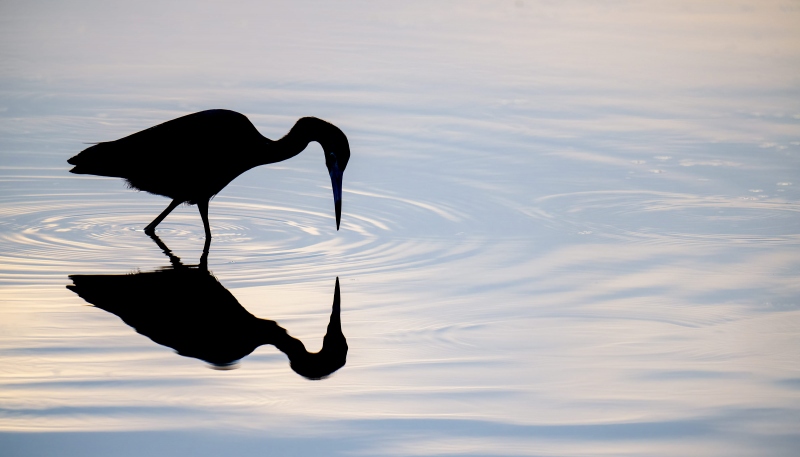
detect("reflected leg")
[198,199,212,239]
[146,231,183,268]
[144,199,181,235]
[199,236,211,271]
[147,230,209,270]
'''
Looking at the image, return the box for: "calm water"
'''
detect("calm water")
[2,1,799,455]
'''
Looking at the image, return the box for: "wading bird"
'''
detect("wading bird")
[68,109,350,238]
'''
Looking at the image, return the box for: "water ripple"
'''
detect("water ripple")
[0,188,471,286]
[524,190,800,246]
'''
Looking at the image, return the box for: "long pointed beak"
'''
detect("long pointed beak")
[286,277,347,380]
[327,277,341,332]
[329,164,344,230]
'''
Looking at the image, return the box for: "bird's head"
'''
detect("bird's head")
[288,277,347,380]
[299,117,350,230]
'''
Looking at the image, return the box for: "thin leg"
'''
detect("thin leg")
[144,199,181,235]
[198,199,212,239]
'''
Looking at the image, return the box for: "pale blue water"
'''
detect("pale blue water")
[2,1,800,456]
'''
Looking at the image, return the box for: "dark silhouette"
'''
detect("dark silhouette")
[68,109,350,238]
[66,237,347,379]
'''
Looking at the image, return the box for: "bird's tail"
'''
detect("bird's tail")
[67,142,124,177]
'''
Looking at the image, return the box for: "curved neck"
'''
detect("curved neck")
[254,294,347,379]
[258,323,345,378]
[261,117,330,166]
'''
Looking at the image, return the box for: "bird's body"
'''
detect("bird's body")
[71,110,268,203]
[68,109,349,237]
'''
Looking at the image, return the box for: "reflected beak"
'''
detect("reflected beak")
[329,163,344,230]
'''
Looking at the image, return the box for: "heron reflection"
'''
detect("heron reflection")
[66,235,347,379]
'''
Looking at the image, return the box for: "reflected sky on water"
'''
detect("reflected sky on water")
[1,1,799,456]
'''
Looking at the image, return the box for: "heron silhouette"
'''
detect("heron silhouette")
[68,109,350,238]
[67,236,347,378]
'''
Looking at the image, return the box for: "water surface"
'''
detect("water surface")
[1,1,799,456]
